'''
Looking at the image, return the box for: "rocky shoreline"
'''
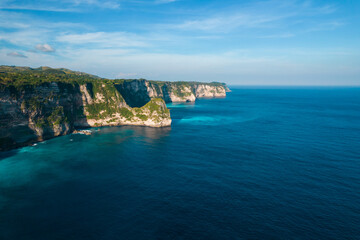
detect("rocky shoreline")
[0,66,229,151]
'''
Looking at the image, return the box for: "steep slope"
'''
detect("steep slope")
[0,66,229,150]
[117,80,227,105]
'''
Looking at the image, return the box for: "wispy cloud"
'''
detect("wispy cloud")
[56,32,149,48]
[0,1,77,12]
[160,0,339,33]
[0,0,121,12]
[171,14,285,32]
[0,29,50,47]
[0,0,358,85]
[1,45,359,85]
[69,0,120,9]
[154,0,176,4]
[258,33,295,39]
[6,51,27,58]
[0,10,88,30]
[35,44,55,52]
[0,10,89,50]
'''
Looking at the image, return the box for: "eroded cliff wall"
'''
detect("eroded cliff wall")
[0,81,170,151]
[117,80,227,104]
[0,66,229,151]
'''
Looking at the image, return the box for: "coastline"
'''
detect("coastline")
[0,66,229,151]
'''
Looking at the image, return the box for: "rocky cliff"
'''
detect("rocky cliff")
[117,80,227,105]
[0,66,229,151]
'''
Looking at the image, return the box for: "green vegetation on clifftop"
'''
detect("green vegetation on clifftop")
[0,66,229,150]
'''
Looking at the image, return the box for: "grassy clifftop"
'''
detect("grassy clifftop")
[0,65,229,150]
[0,66,174,150]
[0,66,102,87]
[0,65,226,88]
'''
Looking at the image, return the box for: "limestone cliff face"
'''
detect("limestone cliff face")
[194,84,226,98]
[0,82,75,150]
[0,66,229,151]
[118,80,228,104]
[0,81,171,151]
[162,83,196,102]
[223,83,231,92]
[115,79,163,107]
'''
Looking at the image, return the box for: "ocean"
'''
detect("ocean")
[1,87,360,239]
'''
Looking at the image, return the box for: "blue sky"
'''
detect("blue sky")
[0,0,359,85]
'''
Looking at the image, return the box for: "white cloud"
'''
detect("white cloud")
[0,11,30,29]
[0,10,88,30]
[1,46,359,85]
[258,33,295,39]
[69,0,120,9]
[0,0,357,86]
[0,0,121,12]
[6,51,27,58]
[0,29,49,47]
[0,10,88,50]
[0,1,76,12]
[160,0,338,33]
[172,14,284,32]
[154,0,176,4]
[56,32,148,48]
[35,44,55,52]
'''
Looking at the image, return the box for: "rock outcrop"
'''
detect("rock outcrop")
[0,66,229,151]
[117,80,227,105]
[0,82,171,150]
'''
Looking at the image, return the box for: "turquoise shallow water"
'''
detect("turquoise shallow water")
[1,87,360,239]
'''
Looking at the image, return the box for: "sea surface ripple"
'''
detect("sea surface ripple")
[1,87,360,239]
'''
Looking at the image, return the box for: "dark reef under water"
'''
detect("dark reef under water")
[1,87,360,239]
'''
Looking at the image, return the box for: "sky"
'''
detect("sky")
[0,0,359,85]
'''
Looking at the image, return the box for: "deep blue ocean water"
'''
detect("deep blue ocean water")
[1,87,360,240]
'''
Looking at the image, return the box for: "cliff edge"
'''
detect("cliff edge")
[118,80,227,106]
[0,66,229,150]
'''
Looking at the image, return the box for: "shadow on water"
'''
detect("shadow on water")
[0,125,172,161]
[167,102,196,108]
[0,149,19,160]
[133,126,171,140]
[101,125,171,141]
